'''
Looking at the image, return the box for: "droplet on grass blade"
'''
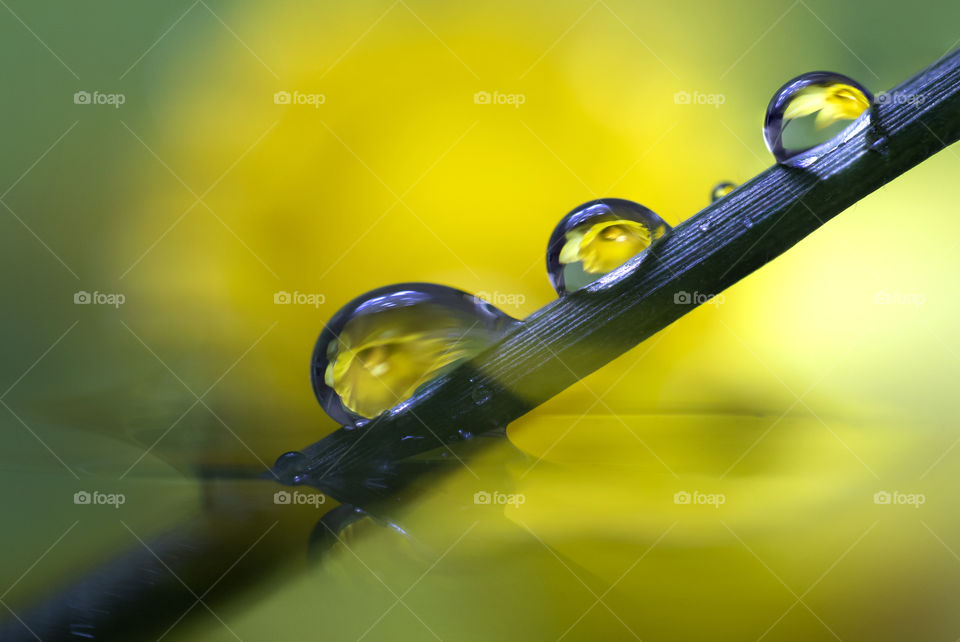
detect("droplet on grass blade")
[311,283,519,427]
[546,198,671,294]
[711,181,737,202]
[763,71,873,165]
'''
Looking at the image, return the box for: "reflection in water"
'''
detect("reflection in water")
[3,401,960,642]
[229,410,959,642]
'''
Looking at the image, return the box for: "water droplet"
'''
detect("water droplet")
[311,283,519,426]
[698,221,711,233]
[546,198,671,294]
[711,181,737,202]
[470,382,491,405]
[763,72,873,165]
[274,450,307,484]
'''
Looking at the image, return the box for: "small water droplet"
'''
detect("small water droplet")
[711,181,737,202]
[763,71,873,165]
[311,283,519,426]
[470,383,491,405]
[546,198,671,294]
[274,451,307,484]
[742,217,754,229]
[698,221,711,233]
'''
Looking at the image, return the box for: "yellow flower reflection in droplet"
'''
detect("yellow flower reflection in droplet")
[325,306,478,419]
[558,219,658,274]
[782,83,870,130]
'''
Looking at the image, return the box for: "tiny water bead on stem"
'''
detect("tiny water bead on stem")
[546,198,671,294]
[763,71,874,165]
[310,283,520,427]
[711,181,737,202]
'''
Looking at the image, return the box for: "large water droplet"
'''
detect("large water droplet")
[763,72,873,165]
[711,181,737,202]
[311,283,519,426]
[546,198,671,294]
